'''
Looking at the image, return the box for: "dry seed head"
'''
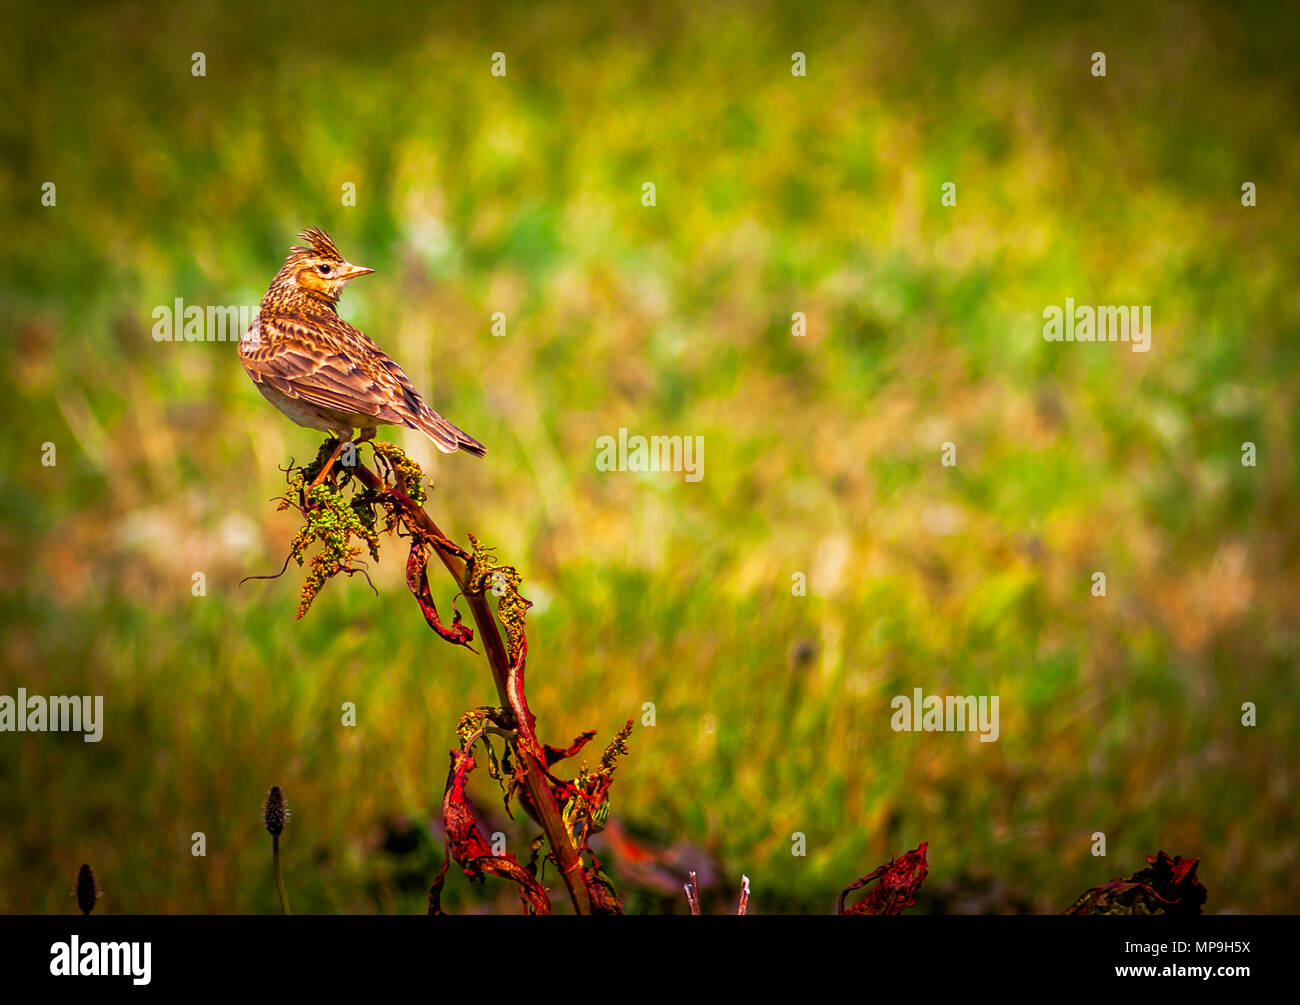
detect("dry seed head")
[75,864,99,915]
[263,785,289,836]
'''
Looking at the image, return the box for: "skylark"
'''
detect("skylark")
[240,228,485,479]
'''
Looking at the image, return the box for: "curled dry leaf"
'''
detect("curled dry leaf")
[405,539,475,648]
[838,842,929,915]
[439,748,550,915]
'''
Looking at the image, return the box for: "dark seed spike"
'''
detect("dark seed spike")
[263,785,288,836]
[76,864,97,915]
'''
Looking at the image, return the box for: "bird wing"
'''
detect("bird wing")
[239,314,423,426]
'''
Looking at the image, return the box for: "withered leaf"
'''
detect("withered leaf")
[442,748,550,915]
[1065,851,1207,916]
[839,842,929,915]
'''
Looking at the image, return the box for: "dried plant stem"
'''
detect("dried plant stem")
[684,870,701,915]
[306,438,348,490]
[353,465,592,915]
[273,834,291,915]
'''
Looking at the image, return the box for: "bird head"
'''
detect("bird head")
[271,227,374,304]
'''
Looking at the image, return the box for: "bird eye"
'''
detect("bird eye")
[318,264,332,275]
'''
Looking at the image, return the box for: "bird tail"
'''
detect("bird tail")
[413,407,487,457]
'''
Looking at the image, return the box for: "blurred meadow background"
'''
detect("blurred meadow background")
[1,0,1297,913]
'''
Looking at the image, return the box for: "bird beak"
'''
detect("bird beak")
[338,262,375,280]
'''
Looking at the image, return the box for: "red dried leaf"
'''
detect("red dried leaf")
[544,731,597,767]
[442,748,550,915]
[406,541,475,648]
[839,842,929,915]
[1065,851,1207,916]
[595,819,724,899]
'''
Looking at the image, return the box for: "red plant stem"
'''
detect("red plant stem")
[354,464,592,915]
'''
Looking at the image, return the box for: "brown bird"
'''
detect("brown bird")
[240,228,485,481]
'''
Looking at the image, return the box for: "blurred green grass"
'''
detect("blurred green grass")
[1,0,1297,913]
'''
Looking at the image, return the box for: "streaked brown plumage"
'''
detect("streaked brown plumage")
[239,227,485,457]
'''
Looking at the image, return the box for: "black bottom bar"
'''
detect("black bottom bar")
[3,914,1292,991]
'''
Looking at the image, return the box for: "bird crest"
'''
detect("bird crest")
[290,227,344,262]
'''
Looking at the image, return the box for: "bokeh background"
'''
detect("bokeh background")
[1,0,1297,914]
